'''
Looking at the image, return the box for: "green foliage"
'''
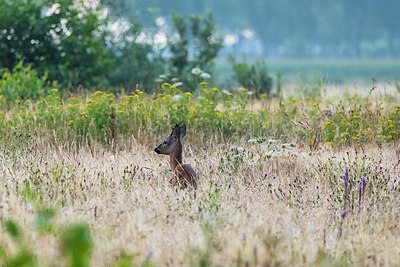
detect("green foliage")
[230,57,273,97]
[3,219,22,240]
[168,12,223,90]
[61,223,93,267]
[0,0,112,87]
[1,83,398,149]
[34,208,56,232]
[0,61,48,102]
[105,16,165,90]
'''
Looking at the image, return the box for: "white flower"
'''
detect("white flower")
[172,95,182,101]
[173,82,183,87]
[191,68,202,75]
[260,145,269,149]
[233,154,240,159]
[200,72,211,79]
[247,139,257,143]
[222,89,231,95]
[281,143,294,148]
[247,91,254,95]
[237,147,245,152]
[268,139,277,144]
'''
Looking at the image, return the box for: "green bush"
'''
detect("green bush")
[230,57,273,97]
[0,61,48,102]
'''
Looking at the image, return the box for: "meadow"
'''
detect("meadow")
[0,81,399,266]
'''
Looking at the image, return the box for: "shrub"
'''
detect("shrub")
[0,61,49,102]
[230,57,273,97]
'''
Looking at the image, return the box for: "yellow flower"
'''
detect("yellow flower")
[0,95,3,99]
[199,82,208,86]
[240,88,248,92]
[184,92,192,96]
[15,99,21,104]
[260,93,267,98]
[117,109,124,114]
[353,115,360,119]
[162,82,171,87]
[67,104,73,108]
[51,88,58,92]
[93,91,103,96]
[326,142,332,145]
[195,104,200,108]
[190,109,197,114]
[87,99,95,104]
[24,99,31,105]
[69,120,74,124]
[211,88,220,92]
[312,102,318,107]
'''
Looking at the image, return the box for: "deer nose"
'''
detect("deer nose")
[154,147,161,154]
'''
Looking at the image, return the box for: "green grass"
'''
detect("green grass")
[214,58,400,85]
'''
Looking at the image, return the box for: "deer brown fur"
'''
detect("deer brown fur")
[154,124,198,189]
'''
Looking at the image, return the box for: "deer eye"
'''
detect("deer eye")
[163,141,167,145]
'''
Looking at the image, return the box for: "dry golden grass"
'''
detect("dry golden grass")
[1,134,399,266]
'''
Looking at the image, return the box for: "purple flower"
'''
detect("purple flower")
[146,250,154,259]
[341,211,347,218]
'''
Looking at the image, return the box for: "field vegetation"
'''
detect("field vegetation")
[0,73,399,266]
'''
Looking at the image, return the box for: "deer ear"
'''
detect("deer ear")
[171,124,181,139]
[179,125,186,139]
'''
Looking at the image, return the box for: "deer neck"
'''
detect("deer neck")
[169,142,183,171]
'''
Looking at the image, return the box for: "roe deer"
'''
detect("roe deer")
[154,124,198,189]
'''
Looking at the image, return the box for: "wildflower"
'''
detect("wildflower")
[211,87,220,93]
[237,147,245,152]
[222,89,231,95]
[172,95,182,101]
[240,88,248,92]
[191,67,202,75]
[268,139,276,144]
[200,72,211,79]
[199,82,208,86]
[69,120,74,124]
[173,82,183,87]
[51,88,58,92]
[184,92,192,96]
[247,139,257,143]
[93,90,103,95]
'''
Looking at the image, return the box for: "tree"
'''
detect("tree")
[0,0,112,87]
